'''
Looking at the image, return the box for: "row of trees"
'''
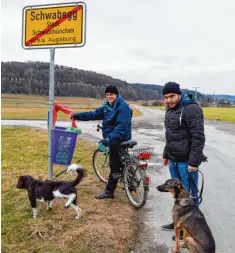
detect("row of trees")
[1,61,161,100]
[3,61,231,102]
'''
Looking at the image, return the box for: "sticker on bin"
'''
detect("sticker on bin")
[52,128,78,165]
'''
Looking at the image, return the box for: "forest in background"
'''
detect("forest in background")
[2,61,234,102]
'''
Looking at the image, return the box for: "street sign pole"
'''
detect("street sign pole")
[22,2,86,180]
[48,48,55,179]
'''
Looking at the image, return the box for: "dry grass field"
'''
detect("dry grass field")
[1,127,138,253]
[1,94,141,119]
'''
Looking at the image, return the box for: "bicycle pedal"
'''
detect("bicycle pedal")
[112,173,121,180]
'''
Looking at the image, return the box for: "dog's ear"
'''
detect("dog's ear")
[17,176,25,188]
[18,176,25,182]
[174,181,182,189]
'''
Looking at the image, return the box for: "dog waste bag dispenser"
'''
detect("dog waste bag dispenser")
[52,126,81,165]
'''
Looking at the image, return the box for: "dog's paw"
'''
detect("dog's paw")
[64,204,70,209]
[75,215,82,219]
[171,247,180,253]
[181,243,186,248]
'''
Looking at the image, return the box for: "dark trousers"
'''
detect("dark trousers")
[105,144,122,194]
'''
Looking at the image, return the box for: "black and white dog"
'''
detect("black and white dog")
[17,164,85,219]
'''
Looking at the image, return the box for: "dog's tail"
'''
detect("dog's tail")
[67,164,85,186]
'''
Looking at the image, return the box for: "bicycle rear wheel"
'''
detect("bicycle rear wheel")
[92,150,110,183]
[124,162,148,208]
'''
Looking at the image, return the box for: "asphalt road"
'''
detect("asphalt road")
[2,107,235,253]
[132,106,235,253]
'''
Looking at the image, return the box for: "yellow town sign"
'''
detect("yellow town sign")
[22,2,86,49]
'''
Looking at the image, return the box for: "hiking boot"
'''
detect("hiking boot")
[172,230,184,241]
[95,192,114,199]
[161,222,174,231]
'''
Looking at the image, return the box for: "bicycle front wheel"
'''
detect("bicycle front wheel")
[92,150,110,183]
[124,162,148,208]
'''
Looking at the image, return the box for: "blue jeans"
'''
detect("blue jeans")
[169,160,199,207]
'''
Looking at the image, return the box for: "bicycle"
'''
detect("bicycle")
[92,124,153,208]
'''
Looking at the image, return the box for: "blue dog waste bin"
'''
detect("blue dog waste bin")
[52,126,79,165]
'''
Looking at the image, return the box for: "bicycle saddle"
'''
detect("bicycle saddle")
[120,140,137,149]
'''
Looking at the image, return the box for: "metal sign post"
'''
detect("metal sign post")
[48,48,55,179]
[22,2,86,179]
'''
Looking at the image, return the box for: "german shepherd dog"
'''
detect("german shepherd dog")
[17,164,85,219]
[157,178,215,253]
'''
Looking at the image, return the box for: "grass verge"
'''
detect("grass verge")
[1,127,137,253]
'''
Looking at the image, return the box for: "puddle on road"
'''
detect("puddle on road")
[211,139,234,144]
[133,121,164,130]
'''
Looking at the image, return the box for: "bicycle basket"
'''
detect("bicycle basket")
[129,147,154,160]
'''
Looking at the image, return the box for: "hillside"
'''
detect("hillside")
[134,83,206,100]
[211,94,235,102]
[1,61,161,101]
[1,61,233,102]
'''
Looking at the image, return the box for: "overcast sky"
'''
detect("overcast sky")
[1,0,235,95]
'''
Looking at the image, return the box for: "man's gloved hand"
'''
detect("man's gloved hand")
[100,138,109,147]
[97,138,109,152]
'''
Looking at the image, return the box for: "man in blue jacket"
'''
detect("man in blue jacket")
[72,85,132,199]
[161,82,206,240]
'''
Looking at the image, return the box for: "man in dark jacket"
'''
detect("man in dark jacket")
[71,85,132,199]
[161,82,205,239]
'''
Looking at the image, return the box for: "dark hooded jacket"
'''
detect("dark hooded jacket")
[72,95,132,145]
[163,94,205,167]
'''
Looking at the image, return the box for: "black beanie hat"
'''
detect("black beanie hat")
[162,82,182,96]
[105,85,119,95]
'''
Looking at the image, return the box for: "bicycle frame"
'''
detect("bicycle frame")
[93,123,150,208]
[99,146,149,174]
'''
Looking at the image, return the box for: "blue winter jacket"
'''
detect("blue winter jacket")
[73,96,132,145]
